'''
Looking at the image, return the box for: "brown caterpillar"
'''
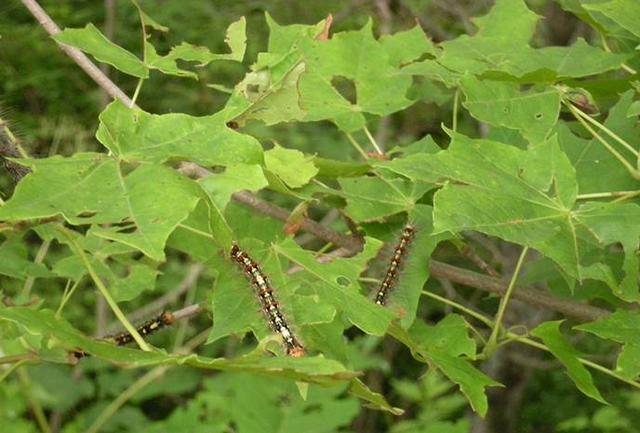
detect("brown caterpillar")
[107,311,175,346]
[375,224,415,305]
[70,311,175,360]
[230,244,305,357]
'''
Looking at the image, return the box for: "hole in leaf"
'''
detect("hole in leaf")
[116,223,137,234]
[76,211,97,218]
[336,276,350,287]
[535,113,543,120]
[331,76,357,105]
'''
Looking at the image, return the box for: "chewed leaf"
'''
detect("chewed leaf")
[274,237,395,336]
[461,76,560,144]
[0,154,201,261]
[576,310,640,380]
[96,100,263,166]
[375,133,581,279]
[0,307,359,385]
[531,321,606,404]
[264,145,318,189]
[53,24,148,78]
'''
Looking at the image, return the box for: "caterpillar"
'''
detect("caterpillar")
[230,244,305,357]
[107,311,175,346]
[70,311,175,360]
[375,224,415,306]
[0,115,31,183]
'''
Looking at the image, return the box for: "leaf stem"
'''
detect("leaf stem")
[452,87,460,132]
[60,228,151,351]
[567,104,640,179]
[85,366,168,433]
[485,246,528,356]
[421,290,492,327]
[177,223,216,240]
[345,132,370,160]
[130,78,144,107]
[599,33,637,75]
[576,190,640,200]
[420,288,640,391]
[570,103,638,157]
[363,126,384,155]
[55,278,83,318]
[17,367,52,433]
[21,239,51,298]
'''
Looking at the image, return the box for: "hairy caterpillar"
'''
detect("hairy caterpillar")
[230,244,305,357]
[375,225,415,305]
[70,311,175,360]
[107,311,175,346]
[0,115,30,183]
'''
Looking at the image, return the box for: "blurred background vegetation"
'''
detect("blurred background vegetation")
[1,1,639,432]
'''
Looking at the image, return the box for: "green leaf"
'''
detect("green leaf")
[348,379,404,415]
[575,201,640,301]
[428,350,500,417]
[461,76,560,144]
[87,164,201,261]
[264,145,318,188]
[223,14,323,125]
[378,205,447,328]
[531,320,607,403]
[96,100,263,165]
[584,0,640,38]
[388,321,501,417]
[313,157,370,178]
[208,241,337,349]
[0,154,201,261]
[221,16,247,62]
[198,164,268,210]
[143,17,246,79]
[274,237,395,336]
[559,91,639,194]
[0,153,123,223]
[0,307,360,385]
[0,235,53,280]
[576,310,640,380]
[410,314,477,359]
[472,0,540,45]
[53,24,147,78]
[338,176,432,223]
[299,21,414,131]
[376,133,583,279]
[379,25,436,67]
[431,0,628,80]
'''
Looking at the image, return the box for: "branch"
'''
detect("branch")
[20,0,134,107]
[179,163,611,323]
[11,4,611,325]
[428,261,609,322]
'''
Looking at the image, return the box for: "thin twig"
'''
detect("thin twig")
[106,263,204,332]
[485,247,528,355]
[19,0,134,107]
[178,161,610,322]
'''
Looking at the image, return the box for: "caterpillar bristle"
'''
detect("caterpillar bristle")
[230,243,305,357]
[374,224,415,306]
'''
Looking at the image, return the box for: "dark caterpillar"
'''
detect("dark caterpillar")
[230,244,305,357]
[375,225,415,306]
[70,311,175,360]
[107,311,175,346]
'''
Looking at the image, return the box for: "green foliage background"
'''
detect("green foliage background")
[1,0,640,432]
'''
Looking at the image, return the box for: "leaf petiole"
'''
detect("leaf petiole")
[566,103,640,180]
[484,246,528,356]
[59,226,152,351]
